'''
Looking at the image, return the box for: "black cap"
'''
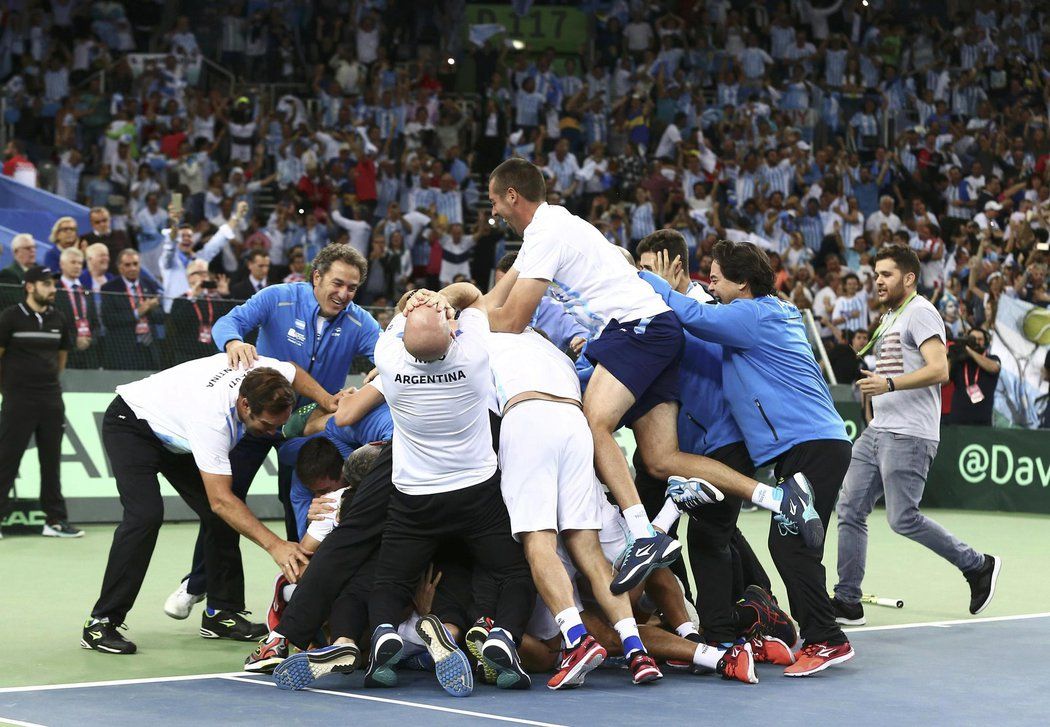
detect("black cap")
[23,265,59,284]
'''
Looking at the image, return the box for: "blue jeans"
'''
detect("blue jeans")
[834,427,984,604]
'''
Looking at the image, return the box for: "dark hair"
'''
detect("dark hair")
[312,242,367,280]
[496,251,518,273]
[246,249,269,265]
[711,240,774,297]
[637,229,688,268]
[875,244,921,280]
[296,437,344,492]
[842,272,860,287]
[490,158,546,203]
[341,442,384,488]
[239,367,295,416]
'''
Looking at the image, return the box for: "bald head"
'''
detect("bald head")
[342,443,385,488]
[403,305,452,362]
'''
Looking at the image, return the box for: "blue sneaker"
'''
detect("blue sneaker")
[400,651,436,671]
[775,472,824,549]
[364,625,404,688]
[610,532,682,595]
[481,627,531,690]
[666,476,725,512]
[272,642,360,690]
[416,614,473,697]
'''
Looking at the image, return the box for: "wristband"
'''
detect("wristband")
[886,377,895,392]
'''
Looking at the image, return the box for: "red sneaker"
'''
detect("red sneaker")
[547,635,607,690]
[716,643,758,684]
[629,652,663,685]
[750,635,796,666]
[783,641,854,677]
[267,573,290,632]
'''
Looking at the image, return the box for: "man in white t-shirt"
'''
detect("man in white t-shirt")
[362,295,534,694]
[83,354,331,655]
[484,158,684,596]
[442,282,662,687]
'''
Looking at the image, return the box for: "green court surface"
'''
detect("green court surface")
[2,508,1046,689]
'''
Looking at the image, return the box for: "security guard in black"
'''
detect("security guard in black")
[0,265,75,530]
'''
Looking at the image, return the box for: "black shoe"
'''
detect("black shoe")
[200,609,268,641]
[740,584,799,647]
[965,554,1002,615]
[81,618,137,654]
[43,520,84,538]
[830,596,866,626]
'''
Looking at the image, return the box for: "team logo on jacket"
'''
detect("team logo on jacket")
[287,327,306,345]
[332,326,341,337]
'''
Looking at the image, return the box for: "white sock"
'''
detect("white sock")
[281,584,296,602]
[675,621,699,639]
[613,618,644,657]
[652,497,681,534]
[623,504,656,539]
[554,607,587,648]
[692,642,724,670]
[751,483,783,513]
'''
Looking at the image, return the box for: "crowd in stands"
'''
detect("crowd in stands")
[0,0,1048,383]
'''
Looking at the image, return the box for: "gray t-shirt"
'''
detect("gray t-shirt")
[869,295,946,441]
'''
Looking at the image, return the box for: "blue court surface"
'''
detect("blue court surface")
[2,614,1046,727]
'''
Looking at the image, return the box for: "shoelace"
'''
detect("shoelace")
[774,513,799,537]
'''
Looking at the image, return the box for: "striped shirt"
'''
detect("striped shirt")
[915,99,936,125]
[943,180,973,219]
[514,90,544,127]
[832,291,869,332]
[717,82,740,108]
[770,25,795,60]
[798,214,825,252]
[546,153,581,195]
[824,49,848,88]
[630,202,655,240]
[959,44,978,70]
[761,160,794,197]
[850,112,879,147]
[435,190,463,225]
[734,172,758,208]
[951,85,983,117]
[739,47,772,79]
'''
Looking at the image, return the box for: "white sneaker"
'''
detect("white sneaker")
[164,580,205,620]
[41,521,84,538]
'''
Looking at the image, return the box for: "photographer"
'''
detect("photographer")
[947,328,1001,426]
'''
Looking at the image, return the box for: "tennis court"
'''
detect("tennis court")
[2,509,1045,726]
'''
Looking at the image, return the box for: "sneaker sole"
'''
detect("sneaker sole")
[273,645,359,690]
[199,627,268,641]
[243,655,285,674]
[547,644,606,690]
[417,615,473,697]
[971,556,1002,615]
[611,539,683,595]
[783,649,855,677]
[465,627,497,685]
[42,532,85,538]
[834,615,866,626]
[364,634,404,688]
[80,638,135,655]
[631,665,663,684]
[482,639,531,690]
[164,595,204,621]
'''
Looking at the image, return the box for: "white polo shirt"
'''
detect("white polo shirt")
[375,309,497,494]
[115,353,296,476]
[305,486,347,542]
[513,203,669,337]
[487,328,581,415]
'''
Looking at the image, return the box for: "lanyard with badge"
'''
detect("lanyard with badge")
[963,361,984,404]
[126,284,150,336]
[191,296,214,344]
[63,280,90,338]
[856,290,917,360]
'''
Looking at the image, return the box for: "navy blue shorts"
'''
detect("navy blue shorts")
[585,310,683,427]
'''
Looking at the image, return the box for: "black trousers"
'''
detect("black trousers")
[278,443,396,649]
[185,432,293,597]
[770,438,852,645]
[684,442,757,643]
[0,395,67,522]
[369,473,534,641]
[91,397,244,623]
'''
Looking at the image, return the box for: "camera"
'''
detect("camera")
[201,280,217,290]
[949,335,979,364]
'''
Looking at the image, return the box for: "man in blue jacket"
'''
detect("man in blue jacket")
[634,232,785,659]
[164,244,382,625]
[640,239,854,678]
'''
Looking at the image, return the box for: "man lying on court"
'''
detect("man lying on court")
[81,353,336,654]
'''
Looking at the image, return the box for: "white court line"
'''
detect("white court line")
[0,717,49,727]
[221,675,568,727]
[0,671,245,694]
[845,611,1050,633]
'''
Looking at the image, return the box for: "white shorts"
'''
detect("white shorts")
[498,400,602,540]
[526,489,631,641]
